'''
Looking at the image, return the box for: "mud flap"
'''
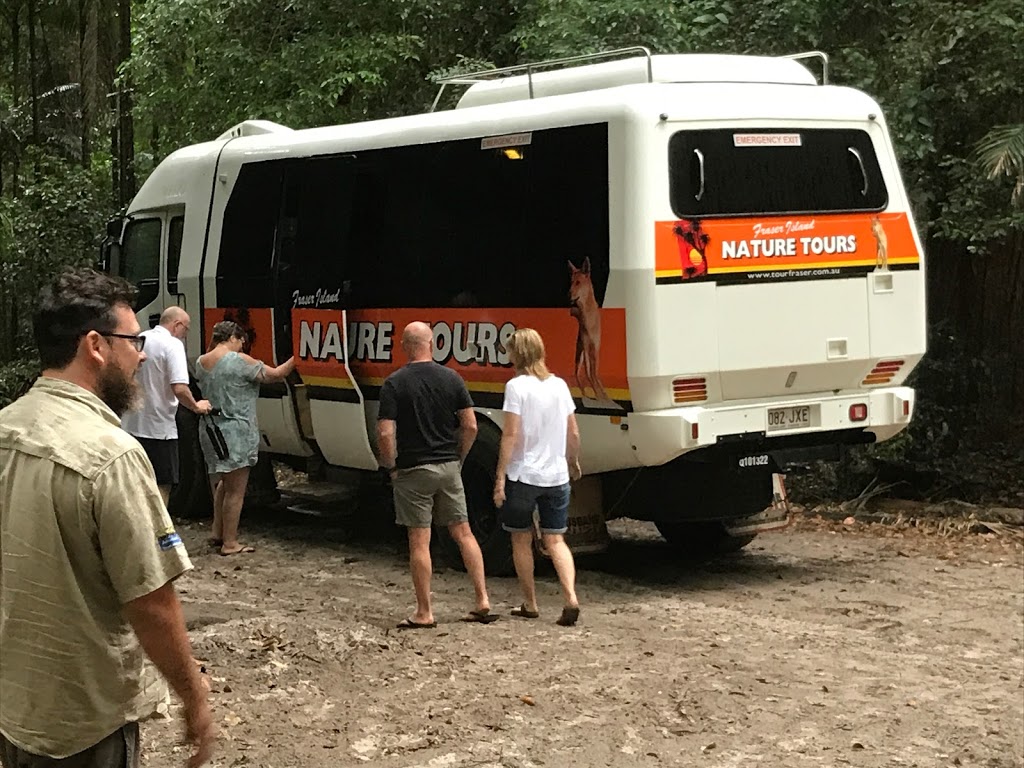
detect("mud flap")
[722,473,792,536]
[534,475,610,557]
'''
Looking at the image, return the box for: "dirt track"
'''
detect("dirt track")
[143,504,1024,768]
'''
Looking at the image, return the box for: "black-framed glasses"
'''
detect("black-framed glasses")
[101,333,147,352]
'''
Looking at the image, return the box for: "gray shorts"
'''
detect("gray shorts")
[0,723,139,768]
[392,461,469,528]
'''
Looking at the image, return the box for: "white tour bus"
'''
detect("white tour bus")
[102,48,926,569]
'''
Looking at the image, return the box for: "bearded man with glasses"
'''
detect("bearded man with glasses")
[0,268,214,768]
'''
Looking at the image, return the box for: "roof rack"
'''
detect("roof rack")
[430,46,653,112]
[782,51,829,84]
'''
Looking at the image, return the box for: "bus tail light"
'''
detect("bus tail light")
[848,403,868,422]
[673,376,707,404]
[862,360,904,386]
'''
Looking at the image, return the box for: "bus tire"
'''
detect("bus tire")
[654,520,756,556]
[436,420,514,576]
[168,409,213,519]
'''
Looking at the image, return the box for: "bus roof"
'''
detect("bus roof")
[455,54,819,109]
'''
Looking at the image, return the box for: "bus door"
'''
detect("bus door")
[292,308,378,470]
[118,208,188,333]
[275,155,378,470]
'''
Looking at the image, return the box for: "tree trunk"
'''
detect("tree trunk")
[4,5,22,196]
[79,0,91,167]
[28,0,39,146]
[116,0,135,205]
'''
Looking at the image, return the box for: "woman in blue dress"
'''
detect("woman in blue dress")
[196,321,295,555]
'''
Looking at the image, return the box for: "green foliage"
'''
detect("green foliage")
[877,322,999,463]
[0,359,39,410]
[513,0,732,57]
[128,0,523,150]
[974,124,1024,205]
[0,148,109,361]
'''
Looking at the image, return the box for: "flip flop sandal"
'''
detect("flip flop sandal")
[396,618,437,630]
[556,606,580,627]
[219,545,255,556]
[510,604,540,619]
[460,609,499,624]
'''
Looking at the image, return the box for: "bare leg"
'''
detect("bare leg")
[211,476,225,541]
[219,467,251,554]
[447,521,490,613]
[406,527,434,624]
[510,531,538,612]
[543,533,579,609]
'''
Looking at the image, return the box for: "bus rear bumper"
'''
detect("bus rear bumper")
[628,387,915,467]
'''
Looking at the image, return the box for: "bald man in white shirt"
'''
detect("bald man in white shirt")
[121,306,211,504]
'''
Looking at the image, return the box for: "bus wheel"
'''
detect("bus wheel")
[168,409,213,519]
[436,420,514,576]
[654,521,756,556]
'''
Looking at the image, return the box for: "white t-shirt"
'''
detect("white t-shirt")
[121,325,189,440]
[502,374,576,487]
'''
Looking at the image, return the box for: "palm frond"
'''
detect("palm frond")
[974,123,1024,204]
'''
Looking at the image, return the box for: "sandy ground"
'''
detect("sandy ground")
[142,500,1024,768]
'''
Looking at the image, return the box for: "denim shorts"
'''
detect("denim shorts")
[500,479,571,535]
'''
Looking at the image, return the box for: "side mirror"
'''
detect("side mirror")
[106,217,124,239]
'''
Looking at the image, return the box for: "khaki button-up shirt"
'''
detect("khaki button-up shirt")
[0,377,192,758]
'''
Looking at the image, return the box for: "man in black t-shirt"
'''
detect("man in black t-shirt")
[377,322,497,629]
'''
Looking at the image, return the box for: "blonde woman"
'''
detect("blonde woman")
[494,329,582,626]
[196,321,294,555]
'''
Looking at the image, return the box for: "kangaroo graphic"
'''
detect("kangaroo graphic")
[568,258,612,404]
[871,216,889,271]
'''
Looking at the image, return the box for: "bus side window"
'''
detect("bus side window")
[167,215,184,295]
[217,162,284,309]
[120,218,162,311]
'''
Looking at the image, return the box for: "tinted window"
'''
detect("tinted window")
[167,215,184,294]
[279,155,356,308]
[120,217,161,309]
[217,162,284,307]
[669,128,888,217]
[346,122,610,308]
[215,123,610,314]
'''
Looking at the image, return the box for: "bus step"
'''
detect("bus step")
[281,481,357,505]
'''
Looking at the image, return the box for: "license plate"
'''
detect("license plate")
[737,453,770,469]
[767,405,811,431]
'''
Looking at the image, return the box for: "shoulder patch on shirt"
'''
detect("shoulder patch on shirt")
[158,529,183,551]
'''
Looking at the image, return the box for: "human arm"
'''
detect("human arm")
[493,411,520,507]
[377,418,397,473]
[123,585,214,768]
[493,380,522,507]
[94,449,213,766]
[239,354,295,383]
[376,378,398,473]
[566,412,582,481]
[172,384,211,415]
[169,344,211,414]
[453,376,477,462]
[456,407,478,463]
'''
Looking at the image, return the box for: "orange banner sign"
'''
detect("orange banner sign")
[293,308,630,411]
[655,212,920,284]
[203,307,276,363]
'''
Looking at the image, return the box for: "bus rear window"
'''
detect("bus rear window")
[669,128,888,218]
